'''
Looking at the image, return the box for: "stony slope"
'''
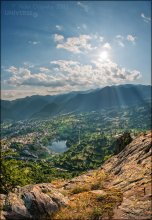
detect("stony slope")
[1,132,151,219]
[0,184,68,220]
[102,131,151,219]
[52,132,151,220]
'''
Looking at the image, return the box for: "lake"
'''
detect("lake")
[48,140,68,153]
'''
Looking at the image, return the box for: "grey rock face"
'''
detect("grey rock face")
[1,183,68,220]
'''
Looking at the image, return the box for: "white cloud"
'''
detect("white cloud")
[28,41,40,45]
[91,59,141,83]
[92,34,104,42]
[116,35,124,40]
[99,36,104,42]
[51,60,79,66]
[102,42,111,50]
[39,67,50,72]
[5,66,63,87]
[54,34,64,42]
[127,70,141,81]
[115,35,125,47]
[76,24,87,31]
[55,34,93,54]
[23,62,34,68]
[127,35,136,44]
[118,41,125,48]
[6,66,18,74]
[56,25,63,31]
[50,59,141,88]
[77,2,89,12]
[141,13,151,23]
[54,33,105,54]
[5,58,141,93]
[115,34,137,47]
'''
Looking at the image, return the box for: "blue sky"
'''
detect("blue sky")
[1,1,151,99]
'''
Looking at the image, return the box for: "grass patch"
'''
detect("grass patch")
[96,194,105,202]
[90,207,103,220]
[53,188,123,220]
[71,185,90,194]
[91,182,101,190]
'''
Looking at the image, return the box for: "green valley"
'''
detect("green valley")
[1,102,151,194]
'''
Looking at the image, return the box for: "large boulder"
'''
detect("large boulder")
[1,183,68,220]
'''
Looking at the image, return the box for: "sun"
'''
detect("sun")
[99,51,109,60]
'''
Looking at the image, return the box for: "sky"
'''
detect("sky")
[1,1,151,100]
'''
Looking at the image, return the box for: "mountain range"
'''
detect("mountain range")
[1,84,151,121]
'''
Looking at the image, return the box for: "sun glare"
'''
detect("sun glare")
[99,51,109,60]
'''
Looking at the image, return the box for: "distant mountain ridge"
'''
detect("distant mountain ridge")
[1,84,151,121]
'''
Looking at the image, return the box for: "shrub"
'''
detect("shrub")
[103,155,111,162]
[71,185,89,194]
[0,158,33,194]
[96,194,105,202]
[90,207,103,220]
[91,182,101,190]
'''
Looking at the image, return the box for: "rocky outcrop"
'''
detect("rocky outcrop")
[54,132,152,219]
[102,132,152,219]
[0,184,68,220]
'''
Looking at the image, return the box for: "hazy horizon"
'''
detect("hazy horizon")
[1,83,151,101]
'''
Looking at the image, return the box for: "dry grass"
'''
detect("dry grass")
[51,179,67,188]
[70,185,90,195]
[52,169,123,220]
[53,187,122,220]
